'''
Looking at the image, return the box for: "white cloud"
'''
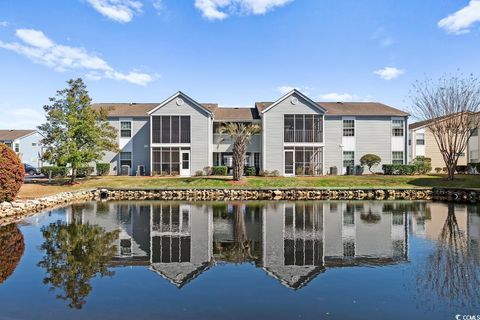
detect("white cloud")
[16,29,54,49]
[374,66,404,80]
[277,85,311,95]
[152,0,165,13]
[195,0,293,20]
[0,107,45,130]
[0,21,8,27]
[319,92,354,102]
[438,0,480,35]
[0,28,154,85]
[86,0,143,23]
[371,27,395,47]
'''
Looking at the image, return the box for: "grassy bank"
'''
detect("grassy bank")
[17,174,480,199]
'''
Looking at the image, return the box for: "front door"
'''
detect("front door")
[285,150,294,176]
[180,150,190,176]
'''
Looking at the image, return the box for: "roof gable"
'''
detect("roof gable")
[261,89,327,114]
[147,91,213,117]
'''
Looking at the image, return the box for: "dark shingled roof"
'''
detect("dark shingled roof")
[91,103,159,117]
[408,112,479,130]
[212,107,260,121]
[256,101,408,117]
[93,101,408,119]
[92,103,261,120]
[0,130,36,141]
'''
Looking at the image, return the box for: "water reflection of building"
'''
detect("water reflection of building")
[410,202,468,240]
[73,201,411,290]
[262,202,408,289]
[150,203,213,288]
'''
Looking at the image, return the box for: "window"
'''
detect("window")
[254,153,261,169]
[343,119,355,137]
[120,121,132,138]
[471,128,479,137]
[14,143,19,153]
[152,147,182,175]
[284,146,323,175]
[392,151,404,165]
[392,120,404,136]
[120,152,132,167]
[152,116,190,144]
[415,132,425,145]
[343,151,354,168]
[284,114,322,143]
[32,143,37,146]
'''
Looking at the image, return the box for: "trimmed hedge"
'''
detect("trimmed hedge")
[455,165,468,174]
[211,166,228,176]
[382,164,416,175]
[76,166,94,177]
[411,157,432,174]
[244,166,257,176]
[0,143,25,202]
[468,162,480,173]
[96,163,110,176]
[40,166,67,177]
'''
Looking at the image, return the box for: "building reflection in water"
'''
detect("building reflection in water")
[72,200,415,290]
[412,203,480,307]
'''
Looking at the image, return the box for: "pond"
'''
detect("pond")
[0,200,479,320]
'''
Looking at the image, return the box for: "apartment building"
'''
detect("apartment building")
[409,117,479,170]
[93,89,409,176]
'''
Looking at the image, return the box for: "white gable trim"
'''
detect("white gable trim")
[147,91,213,117]
[261,89,327,114]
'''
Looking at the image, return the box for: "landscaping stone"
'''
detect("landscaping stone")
[1,187,478,227]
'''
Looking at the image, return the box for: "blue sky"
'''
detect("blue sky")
[1,0,480,129]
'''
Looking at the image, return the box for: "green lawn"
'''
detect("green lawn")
[18,174,480,199]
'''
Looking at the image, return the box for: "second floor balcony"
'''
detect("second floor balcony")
[284,129,323,143]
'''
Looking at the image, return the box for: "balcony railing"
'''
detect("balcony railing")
[284,130,323,143]
[213,133,261,145]
[152,131,190,144]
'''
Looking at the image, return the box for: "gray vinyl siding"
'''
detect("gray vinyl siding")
[323,116,343,174]
[150,98,211,174]
[100,117,150,176]
[100,119,119,175]
[263,92,323,173]
[16,132,44,167]
[131,117,151,175]
[356,116,392,172]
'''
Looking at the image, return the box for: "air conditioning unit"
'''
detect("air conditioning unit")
[136,165,145,176]
[120,165,130,176]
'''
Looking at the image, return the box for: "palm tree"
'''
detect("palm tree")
[217,122,261,181]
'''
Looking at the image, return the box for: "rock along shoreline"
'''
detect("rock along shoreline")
[1,187,479,226]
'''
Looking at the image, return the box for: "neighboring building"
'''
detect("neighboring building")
[468,127,479,163]
[0,129,44,167]
[409,117,479,170]
[93,89,409,176]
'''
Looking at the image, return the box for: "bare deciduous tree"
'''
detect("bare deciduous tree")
[410,74,480,180]
[217,123,261,181]
[416,204,480,308]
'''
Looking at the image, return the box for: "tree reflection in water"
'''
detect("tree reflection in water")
[37,204,119,309]
[214,204,261,264]
[0,224,25,284]
[417,203,480,308]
